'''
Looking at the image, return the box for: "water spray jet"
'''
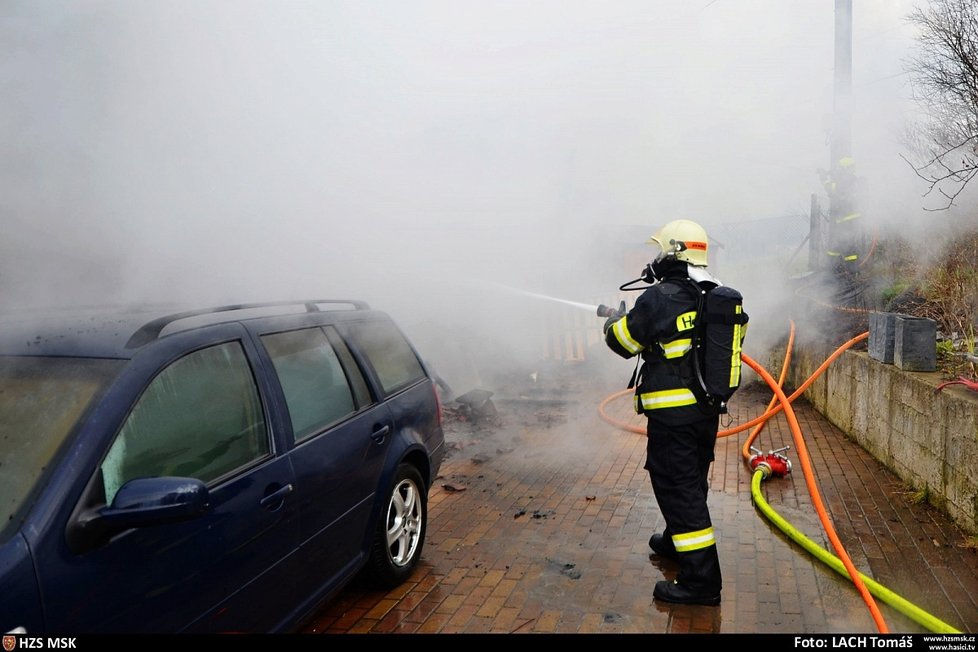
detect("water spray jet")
[481,282,600,313]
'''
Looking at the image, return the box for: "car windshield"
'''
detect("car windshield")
[0,356,124,541]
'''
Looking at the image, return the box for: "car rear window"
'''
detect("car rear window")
[345,320,426,396]
[0,356,124,541]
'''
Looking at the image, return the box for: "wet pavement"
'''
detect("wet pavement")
[303,363,978,634]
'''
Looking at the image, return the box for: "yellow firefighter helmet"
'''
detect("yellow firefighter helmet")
[648,219,709,267]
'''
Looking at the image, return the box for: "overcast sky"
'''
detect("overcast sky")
[0,0,940,386]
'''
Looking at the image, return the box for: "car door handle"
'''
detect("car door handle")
[259,483,294,510]
[371,424,391,443]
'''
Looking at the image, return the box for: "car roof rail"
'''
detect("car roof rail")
[125,299,370,349]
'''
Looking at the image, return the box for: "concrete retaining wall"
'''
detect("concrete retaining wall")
[782,348,978,535]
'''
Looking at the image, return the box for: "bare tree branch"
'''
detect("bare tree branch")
[905,0,978,209]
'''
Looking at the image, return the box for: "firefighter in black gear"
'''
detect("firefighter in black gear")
[604,219,723,606]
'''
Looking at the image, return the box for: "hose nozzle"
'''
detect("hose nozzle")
[597,300,626,319]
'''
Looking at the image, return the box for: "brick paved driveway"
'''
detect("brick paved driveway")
[304,362,977,634]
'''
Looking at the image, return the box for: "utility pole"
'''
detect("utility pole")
[830,0,852,188]
[828,0,854,253]
[825,0,864,304]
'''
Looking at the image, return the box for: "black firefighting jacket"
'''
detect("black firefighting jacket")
[605,270,713,426]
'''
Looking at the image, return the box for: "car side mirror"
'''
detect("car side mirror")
[102,477,210,527]
[66,477,210,554]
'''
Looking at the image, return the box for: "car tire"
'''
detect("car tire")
[365,463,427,588]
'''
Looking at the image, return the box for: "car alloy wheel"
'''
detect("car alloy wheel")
[387,475,422,567]
[365,463,427,587]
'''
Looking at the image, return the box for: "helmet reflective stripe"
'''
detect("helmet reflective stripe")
[612,318,644,355]
[638,388,697,410]
[671,526,715,552]
[659,337,692,359]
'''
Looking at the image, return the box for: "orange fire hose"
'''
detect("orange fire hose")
[742,349,889,633]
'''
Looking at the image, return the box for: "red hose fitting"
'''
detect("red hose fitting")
[749,446,792,479]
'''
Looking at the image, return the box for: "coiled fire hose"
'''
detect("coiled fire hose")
[598,329,963,634]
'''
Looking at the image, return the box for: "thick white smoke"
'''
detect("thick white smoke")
[1,0,935,394]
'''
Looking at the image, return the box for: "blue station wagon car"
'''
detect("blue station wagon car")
[0,300,445,633]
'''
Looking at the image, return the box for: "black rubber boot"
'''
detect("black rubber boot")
[653,579,721,606]
[648,532,678,560]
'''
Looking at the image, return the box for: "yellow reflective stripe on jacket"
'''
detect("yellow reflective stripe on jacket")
[827,251,859,261]
[729,307,744,388]
[672,526,715,552]
[659,337,692,359]
[836,211,861,223]
[612,317,644,355]
[637,388,697,410]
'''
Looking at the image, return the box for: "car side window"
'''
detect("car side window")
[100,342,269,505]
[345,320,426,396]
[262,327,357,442]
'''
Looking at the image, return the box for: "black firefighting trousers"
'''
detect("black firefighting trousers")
[645,414,722,592]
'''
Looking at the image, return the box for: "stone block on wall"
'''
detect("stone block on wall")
[869,312,898,364]
[894,316,937,372]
